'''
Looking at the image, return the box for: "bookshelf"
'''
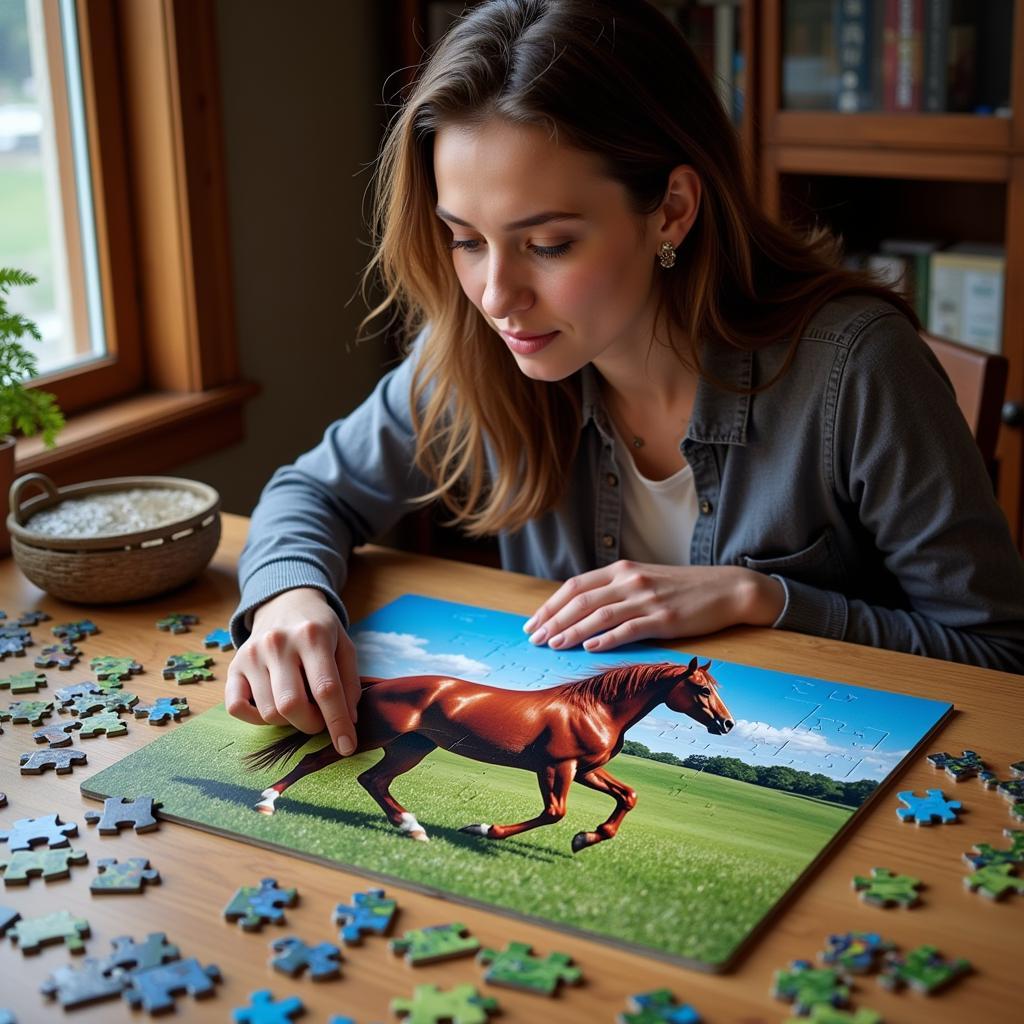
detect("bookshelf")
[391,0,1024,552]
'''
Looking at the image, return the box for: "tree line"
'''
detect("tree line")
[620,741,878,808]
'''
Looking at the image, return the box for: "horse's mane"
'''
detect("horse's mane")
[560,662,691,713]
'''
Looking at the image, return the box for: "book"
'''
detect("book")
[883,0,924,111]
[928,243,1005,354]
[836,0,875,112]
[782,0,836,111]
[879,238,942,321]
[921,0,950,111]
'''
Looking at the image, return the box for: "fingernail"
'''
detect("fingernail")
[529,627,547,645]
[549,634,564,649]
[337,736,355,756]
[583,638,598,651]
[523,617,536,633]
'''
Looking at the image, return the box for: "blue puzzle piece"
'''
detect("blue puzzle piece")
[203,628,234,651]
[333,887,397,944]
[618,988,701,1023]
[122,957,220,1013]
[233,989,304,1024]
[271,936,342,980]
[896,789,962,825]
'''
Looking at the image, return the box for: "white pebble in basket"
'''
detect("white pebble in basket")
[25,488,208,538]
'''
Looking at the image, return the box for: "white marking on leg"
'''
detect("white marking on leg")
[255,787,280,815]
[398,811,429,842]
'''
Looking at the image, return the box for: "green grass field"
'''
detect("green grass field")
[0,161,54,308]
[84,705,852,967]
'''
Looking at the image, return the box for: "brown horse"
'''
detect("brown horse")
[244,657,732,853]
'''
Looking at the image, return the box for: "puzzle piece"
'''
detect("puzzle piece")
[89,656,142,682]
[391,922,480,965]
[91,857,160,894]
[77,711,127,738]
[204,627,234,651]
[233,989,305,1024]
[32,719,82,747]
[41,958,126,1008]
[476,941,581,995]
[164,667,215,684]
[927,748,989,782]
[786,1009,882,1024]
[0,627,32,658]
[0,813,78,850]
[852,867,921,907]
[878,943,971,994]
[0,670,47,693]
[52,619,99,641]
[85,795,161,834]
[618,988,701,1024]
[156,613,199,634]
[165,651,214,672]
[964,828,1024,870]
[122,957,221,1013]
[224,877,298,931]
[17,610,50,626]
[819,932,895,974]
[35,643,81,670]
[995,777,1024,821]
[9,909,90,953]
[772,960,850,1015]
[0,846,88,885]
[100,931,180,972]
[333,887,397,943]
[20,748,87,774]
[53,680,102,704]
[963,862,1024,900]
[6,699,54,725]
[65,690,138,717]
[391,984,499,1024]
[133,696,189,724]
[271,936,343,980]
[895,789,962,825]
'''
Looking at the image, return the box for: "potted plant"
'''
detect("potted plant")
[0,267,65,554]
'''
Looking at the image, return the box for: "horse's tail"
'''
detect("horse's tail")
[242,729,315,772]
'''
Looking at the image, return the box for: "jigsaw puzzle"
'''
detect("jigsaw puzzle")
[133,696,189,724]
[156,613,199,634]
[9,908,90,953]
[91,857,160,894]
[772,960,850,1015]
[100,931,180,972]
[52,619,99,641]
[926,748,992,783]
[0,846,89,885]
[0,670,47,693]
[233,989,304,1024]
[0,812,78,850]
[53,680,101,705]
[0,905,20,934]
[333,888,397,944]
[617,988,701,1024]
[77,711,128,738]
[476,940,582,995]
[895,789,962,825]
[32,719,82,746]
[17,611,50,626]
[964,828,1024,869]
[818,932,894,974]
[80,593,954,971]
[787,1010,882,1024]
[852,867,922,908]
[391,983,499,1024]
[41,958,127,1009]
[65,690,138,717]
[6,699,53,725]
[35,642,80,670]
[90,656,142,682]
[20,748,88,774]
[878,943,971,993]
[963,862,1024,900]
[271,936,343,980]
[224,877,298,931]
[122,957,221,1013]
[204,627,234,651]
[163,652,215,684]
[391,922,480,965]
[85,795,161,834]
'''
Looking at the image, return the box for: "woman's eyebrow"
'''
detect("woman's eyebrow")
[435,206,584,230]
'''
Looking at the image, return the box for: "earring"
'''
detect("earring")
[658,240,677,269]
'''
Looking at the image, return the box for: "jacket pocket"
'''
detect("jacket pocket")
[740,529,846,585]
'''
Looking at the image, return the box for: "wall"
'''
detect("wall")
[177,0,395,514]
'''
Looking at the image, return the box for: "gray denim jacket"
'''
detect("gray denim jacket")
[233,295,1024,674]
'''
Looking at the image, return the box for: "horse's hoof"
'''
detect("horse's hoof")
[407,829,430,842]
[459,823,492,838]
[254,802,275,816]
[571,831,595,853]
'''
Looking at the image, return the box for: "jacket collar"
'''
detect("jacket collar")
[580,339,752,446]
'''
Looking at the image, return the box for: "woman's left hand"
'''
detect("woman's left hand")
[522,561,785,652]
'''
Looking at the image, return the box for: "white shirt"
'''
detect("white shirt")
[613,430,698,566]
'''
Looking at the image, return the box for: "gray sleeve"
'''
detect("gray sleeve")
[773,312,1024,674]
[230,334,432,646]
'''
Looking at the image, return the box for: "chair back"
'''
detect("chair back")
[920,331,1008,478]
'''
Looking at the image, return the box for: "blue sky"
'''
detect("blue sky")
[350,595,950,784]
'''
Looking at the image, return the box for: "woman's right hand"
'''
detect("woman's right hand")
[225,587,361,755]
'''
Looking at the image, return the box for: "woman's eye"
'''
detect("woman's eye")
[447,239,573,259]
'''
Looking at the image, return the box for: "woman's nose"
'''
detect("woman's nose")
[481,258,532,320]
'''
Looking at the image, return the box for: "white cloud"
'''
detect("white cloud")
[354,630,491,678]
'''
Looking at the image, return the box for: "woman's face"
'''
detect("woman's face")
[433,118,682,382]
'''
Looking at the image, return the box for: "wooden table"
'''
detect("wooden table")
[0,512,1019,1022]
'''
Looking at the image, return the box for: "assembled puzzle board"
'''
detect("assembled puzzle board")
[83,595,952,970]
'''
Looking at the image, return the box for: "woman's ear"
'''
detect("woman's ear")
[659,165,701,247]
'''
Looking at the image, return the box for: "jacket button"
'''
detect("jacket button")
[601,533,615,548]
[606,472,618,488]
[700,499,713,515]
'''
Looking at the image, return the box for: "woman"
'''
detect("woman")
[226,0,1024,757]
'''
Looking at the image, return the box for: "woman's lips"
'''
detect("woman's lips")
[501,330,559,354]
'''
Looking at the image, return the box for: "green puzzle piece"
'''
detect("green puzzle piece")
[879,943,971,994]
[77,712,127,738]
[787,1008,882,1024]
[165,652,213,671]
[6,700,54,725]
[852,867,921,907]
[1,847,89,885]
[964,863,1024,900]
[10,909,90,953]
[476,941,581,995]
[772,960,849,1015]
[391,984,498,1024]
[0,671,47,694]
[617,988,701,1023]
[390,923,480,965]
[965,828,1024,869]
[89,656,142,682]
[91,857,160,893]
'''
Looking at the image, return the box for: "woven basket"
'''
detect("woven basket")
[7,473,221,604]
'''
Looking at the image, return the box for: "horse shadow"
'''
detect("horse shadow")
[172,775,570,865]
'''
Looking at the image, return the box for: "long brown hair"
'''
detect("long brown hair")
[359,0,918,537]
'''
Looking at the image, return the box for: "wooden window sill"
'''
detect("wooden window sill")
[14,381,260,485]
